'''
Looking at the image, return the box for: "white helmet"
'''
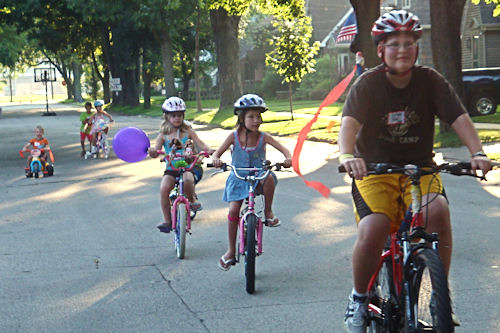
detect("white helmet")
[233,94,267,115]
[162,96,186,113]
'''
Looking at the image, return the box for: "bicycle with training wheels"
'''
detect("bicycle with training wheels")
[86,118,114,160]
[209,160,288,294]
[162,150,210,259]
[340,162,487,332]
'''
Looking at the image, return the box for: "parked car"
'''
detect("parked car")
[463,67,500,116]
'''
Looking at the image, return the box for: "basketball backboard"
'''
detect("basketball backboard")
[34,68,56,82]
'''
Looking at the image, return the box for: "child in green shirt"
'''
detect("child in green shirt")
[80,102,95,157]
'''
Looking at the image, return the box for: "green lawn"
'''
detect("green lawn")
[73,97,500,152]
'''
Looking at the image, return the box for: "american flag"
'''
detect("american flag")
[336,11,357,43]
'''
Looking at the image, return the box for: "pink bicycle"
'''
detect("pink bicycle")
[162,151,210,259]
[209,161,287,294]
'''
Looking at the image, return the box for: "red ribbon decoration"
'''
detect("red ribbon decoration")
[292,66,357,197]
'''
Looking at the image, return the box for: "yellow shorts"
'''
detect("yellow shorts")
[352,173,445,233]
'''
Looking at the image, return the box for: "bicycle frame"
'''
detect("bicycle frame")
[238,173,265,256]
[163,151,210,232]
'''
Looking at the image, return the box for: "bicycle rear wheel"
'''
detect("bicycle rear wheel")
[368,257,400,333]
[175,203,187,259]
[405,248,453,332]
[245,214,257,294]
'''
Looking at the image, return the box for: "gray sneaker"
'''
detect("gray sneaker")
[344,294,368,333]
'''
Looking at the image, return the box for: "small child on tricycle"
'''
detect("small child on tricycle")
[20,125,55,178]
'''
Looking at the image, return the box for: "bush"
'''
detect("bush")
[295,54,337,100]
[256,70,286,98]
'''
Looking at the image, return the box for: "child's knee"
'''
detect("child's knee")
[227,214,239,223]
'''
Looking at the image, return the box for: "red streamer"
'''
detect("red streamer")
[292,66,357,198]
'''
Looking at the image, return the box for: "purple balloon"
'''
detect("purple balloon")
[112,127,150,162]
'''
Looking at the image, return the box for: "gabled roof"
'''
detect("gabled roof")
[306,0,352,42]
[479,3,500,24]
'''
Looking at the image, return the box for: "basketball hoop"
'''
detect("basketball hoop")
[34,67,57,116]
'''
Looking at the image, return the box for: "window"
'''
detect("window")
[402,0,411,9]
[338,53,350,75]
[472,36,479,67]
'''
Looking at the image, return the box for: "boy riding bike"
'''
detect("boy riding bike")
[338,10,491,333]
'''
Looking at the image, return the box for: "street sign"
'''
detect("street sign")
[110,78,120,85]
[110,83,122,91]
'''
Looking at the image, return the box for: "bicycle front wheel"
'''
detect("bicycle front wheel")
[32,162,40,178]
[405,248,453,332]
[175,203,187,259]
[245,214,257,294]
[368,257,399,333]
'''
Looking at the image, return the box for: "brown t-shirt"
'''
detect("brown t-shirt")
[342,64,466,165]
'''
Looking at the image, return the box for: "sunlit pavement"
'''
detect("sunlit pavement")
[1,104,499,332]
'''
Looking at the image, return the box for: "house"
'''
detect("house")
[239,0,351,94]
[323,0,500,71]
[461,1,500,68]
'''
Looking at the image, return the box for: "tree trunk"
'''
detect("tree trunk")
[72,61,83,103]
[430,0,466,133]
[181,58,191,100]
[91,51,110,103]
[121,68,140,107]
[288,82,294,120]
[210,8,242,110]
[158,30,177,97]
[8,73,13,102]
[100,26,114,104]
[142,50,152,109]
[195,3,202,112]
[350,0,380,68]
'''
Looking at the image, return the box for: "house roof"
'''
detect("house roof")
[306,0,352,42]
[479,3,500,24]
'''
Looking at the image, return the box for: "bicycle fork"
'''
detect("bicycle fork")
[239,190,263,255]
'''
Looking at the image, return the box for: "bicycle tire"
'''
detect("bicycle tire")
[175,203,187,259]
[245,214,257,294]
[33,162,40,178]
[368,257,400,333]
[405,247,453,332]
[103,139,109,159]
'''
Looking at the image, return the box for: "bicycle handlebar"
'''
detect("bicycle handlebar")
[207,161,289,181]
[338,162,487,180]
[19,148,54,163]
[161,151,210,171]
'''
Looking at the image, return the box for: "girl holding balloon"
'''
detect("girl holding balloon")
[148,97,213,233]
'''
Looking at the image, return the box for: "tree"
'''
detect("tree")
[208,1,249,110]
[265,16,320,119]
[0,25,31,101]
[349,0,380,68]
[430,0,466,133]
[472,0,500,16]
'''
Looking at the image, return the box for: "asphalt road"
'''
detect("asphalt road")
[1,103,499,332]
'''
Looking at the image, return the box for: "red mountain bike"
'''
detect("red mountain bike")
[340,162,486,332]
